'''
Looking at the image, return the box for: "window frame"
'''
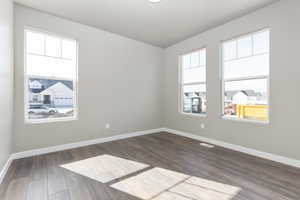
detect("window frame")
[179,48,207,117]
[220,28,271,124]
[24,28,79,124]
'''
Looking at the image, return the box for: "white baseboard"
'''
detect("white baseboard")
[163,128,300,169]
[11,128,164,160]
[2,127,299,184]
[0,156,13,185]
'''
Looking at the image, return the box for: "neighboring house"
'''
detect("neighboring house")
[184,92,207,112]
[40,82,73,107]
[29,79,73,107]
[225,90,266,105]
[232,91,250,105]
[184,92,206,104]
[29,80,43,89]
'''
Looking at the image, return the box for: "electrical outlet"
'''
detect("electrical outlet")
[201,123,205,129]
[105,123,110,129]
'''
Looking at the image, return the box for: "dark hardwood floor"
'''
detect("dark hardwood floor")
[1,132,300,200]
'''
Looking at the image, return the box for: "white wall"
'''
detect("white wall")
[13,0,300,162]
[14,5,164,152]
[0,0,13,170]
[164,0,300,160]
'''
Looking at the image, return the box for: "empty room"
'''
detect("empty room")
[1,0,300,199]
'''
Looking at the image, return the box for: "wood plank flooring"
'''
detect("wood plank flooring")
[1,132,300,200]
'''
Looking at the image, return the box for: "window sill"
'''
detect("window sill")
[25,116,78,124]
[221,116,269,125]
[180,112,207,118]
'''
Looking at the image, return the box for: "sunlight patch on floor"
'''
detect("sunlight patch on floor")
[111,167,189,199]
[185,176,240,196]
[152,191,191,200]
[111,167,241,200]
[60,154,241,200]
[170,182,237,200]
[60,154,149,183]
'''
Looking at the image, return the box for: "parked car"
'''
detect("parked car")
[28,105,57,115]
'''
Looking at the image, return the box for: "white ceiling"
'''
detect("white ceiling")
[15,0,278,48]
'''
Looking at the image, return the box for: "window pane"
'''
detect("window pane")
[183,84,206,114]
[224,79,268,121]
[199,49,206,66]
[222,30,270,122]
[223,41,236,61]
[26,31,45,55]
[28,77,74,120]
[45,35,61,57]
[237,36,252,58]
[182,54,190,68]
[27,54,76,79]
[224,54,269,79]
[25,30,77,122]
[62,39,77,60]
[253,31,270,55]
[190,51,199,67]
[183,66,205,83]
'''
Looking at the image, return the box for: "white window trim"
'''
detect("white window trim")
[178,48,207,117]
[220,28,270,124]
[27,52,73,61]
[24,28,79,124]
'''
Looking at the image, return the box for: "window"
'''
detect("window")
[221,30,270,122]
[180,49,206,115]
[25,29,78,122]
